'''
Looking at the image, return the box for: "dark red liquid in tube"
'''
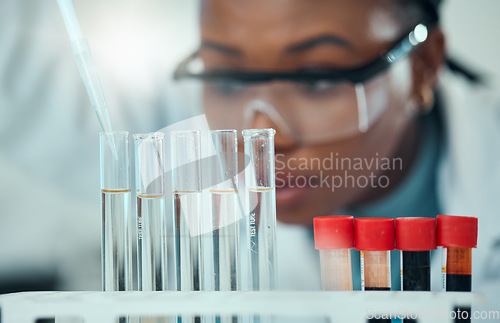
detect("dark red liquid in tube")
[437,215,478,323]
[396,217,437,323]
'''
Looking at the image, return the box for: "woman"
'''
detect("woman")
[175,0,500,305]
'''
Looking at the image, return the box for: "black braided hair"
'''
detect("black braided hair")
[395,0,482,83]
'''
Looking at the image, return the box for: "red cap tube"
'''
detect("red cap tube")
[437,215,478,248]
[396,217,437,251]
[314,216,354,250]
[355,217,395,251]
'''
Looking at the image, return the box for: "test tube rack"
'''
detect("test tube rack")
[0,291,485,323]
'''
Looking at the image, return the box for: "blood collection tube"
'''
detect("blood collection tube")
[355,217,394,323]
[313,216,354,291]
[243,129,277,291]
[437,215,478,323]
[396,217,436,323]
[100,131,132,292]
[134,132,166,292]
[396,217,436,291]
[355,217,394,291]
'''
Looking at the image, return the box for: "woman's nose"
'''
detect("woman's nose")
[244,99,296,149]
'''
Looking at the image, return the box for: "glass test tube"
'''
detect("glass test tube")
[355,217,394,323]
[209,130,242,323]
[171,130,204,292]
[210,130,242,292]
[313,216,354,291]
[243,129,277,291]
[437,215,478,323]
[134,133,166,291]
[100,131,132,292]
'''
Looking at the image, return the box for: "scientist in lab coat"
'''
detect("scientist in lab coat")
[174,0,500,318]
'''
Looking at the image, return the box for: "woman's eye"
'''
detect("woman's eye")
[300,80,340,95]
[208,80,246,95]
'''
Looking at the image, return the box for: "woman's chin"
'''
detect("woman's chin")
[275,185,307,209]
[276,187,347,226]
[276,199,321,227]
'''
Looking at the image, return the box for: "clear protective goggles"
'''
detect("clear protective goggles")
[174,22,434,145]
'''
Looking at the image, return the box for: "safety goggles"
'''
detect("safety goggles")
[174,22,434,144]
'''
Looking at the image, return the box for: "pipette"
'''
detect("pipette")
[56,0,118,157]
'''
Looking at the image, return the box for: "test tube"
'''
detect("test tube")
[437,215,478,323]
[355,217,394,323]
[134,132,166,292]
[210,130,242,292]
[100,131,132,292]
[243,129,277,291]
[313,216,354,291]
[171,130,204,292]
[208,130,242,323]
[396,217,436,323]
[396,217,436,291]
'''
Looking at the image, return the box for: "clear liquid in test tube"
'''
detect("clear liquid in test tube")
[243,129,277,291]
[134,132,166,292]
[171,130,204,292]
[209,130,242,323]
[210,130,242,292]
[100,131,132,292]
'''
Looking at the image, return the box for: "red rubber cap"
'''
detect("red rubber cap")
[395,217,437,251]
[437,215,478,248]
[314,216,354,250]
[354,217,395,251]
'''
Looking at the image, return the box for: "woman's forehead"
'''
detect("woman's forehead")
[200,0,404,68]
[200,0,403,43]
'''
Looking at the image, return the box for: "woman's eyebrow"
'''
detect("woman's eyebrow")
[287,34,352,53]
[200,41,242,56]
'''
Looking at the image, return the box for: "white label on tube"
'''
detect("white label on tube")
[441,247,447,291]
[400,250,403,291]
[360,251,365,291]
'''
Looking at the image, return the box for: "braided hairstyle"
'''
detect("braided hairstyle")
[394,0,481,83]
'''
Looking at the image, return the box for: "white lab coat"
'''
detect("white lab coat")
[438,69,500,320]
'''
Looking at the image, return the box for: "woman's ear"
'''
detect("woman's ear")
[410,27,446,112]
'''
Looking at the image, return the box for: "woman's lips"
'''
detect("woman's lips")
[275,173,316,209]
[275,185,305,208]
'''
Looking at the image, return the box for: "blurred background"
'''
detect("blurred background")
[0,0,498,293]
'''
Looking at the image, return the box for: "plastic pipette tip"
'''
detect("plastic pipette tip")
[57,0,118,159]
